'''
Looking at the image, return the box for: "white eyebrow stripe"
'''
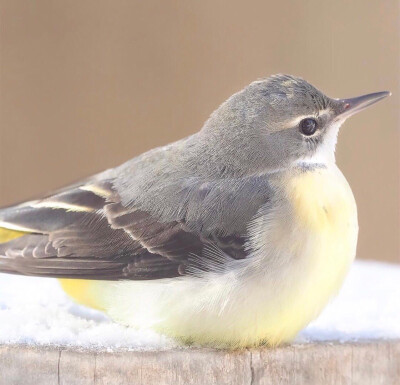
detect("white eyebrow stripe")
[285,109,332,127]
[317,108,332,117]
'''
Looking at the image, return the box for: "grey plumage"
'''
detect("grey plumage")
[0,74,369,280]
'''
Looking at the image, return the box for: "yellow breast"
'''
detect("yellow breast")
[287,166,358,235]
[269,165,359,343]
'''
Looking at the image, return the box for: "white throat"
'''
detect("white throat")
[297,121,341,167]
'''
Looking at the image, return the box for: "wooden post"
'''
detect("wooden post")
[0,341,399,385]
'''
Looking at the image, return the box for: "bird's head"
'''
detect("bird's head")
[200,74,390,175]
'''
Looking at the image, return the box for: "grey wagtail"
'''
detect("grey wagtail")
[0,75,390,348]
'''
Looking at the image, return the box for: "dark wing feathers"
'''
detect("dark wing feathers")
[0,222,181,280]
[0,206,80,232]
[0,188,106,232]
[106,203,204,260]
[0,175,265,280]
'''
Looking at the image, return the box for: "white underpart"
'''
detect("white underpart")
[1,260,399,349]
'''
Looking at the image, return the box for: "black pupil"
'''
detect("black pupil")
[300,118,317,136]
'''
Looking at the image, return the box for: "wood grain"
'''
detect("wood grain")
[1,341,399,385]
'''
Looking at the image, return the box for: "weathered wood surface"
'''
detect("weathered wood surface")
[0,341,399,385]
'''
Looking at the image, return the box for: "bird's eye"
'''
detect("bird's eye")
[300,118,318,136]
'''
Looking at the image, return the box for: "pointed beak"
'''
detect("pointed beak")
[335,91,391,119]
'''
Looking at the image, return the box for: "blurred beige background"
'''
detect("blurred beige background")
[0,1,398,263]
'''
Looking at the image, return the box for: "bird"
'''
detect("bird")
[0,75,390,348]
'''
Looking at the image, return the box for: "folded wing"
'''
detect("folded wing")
[0,172,271,280]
